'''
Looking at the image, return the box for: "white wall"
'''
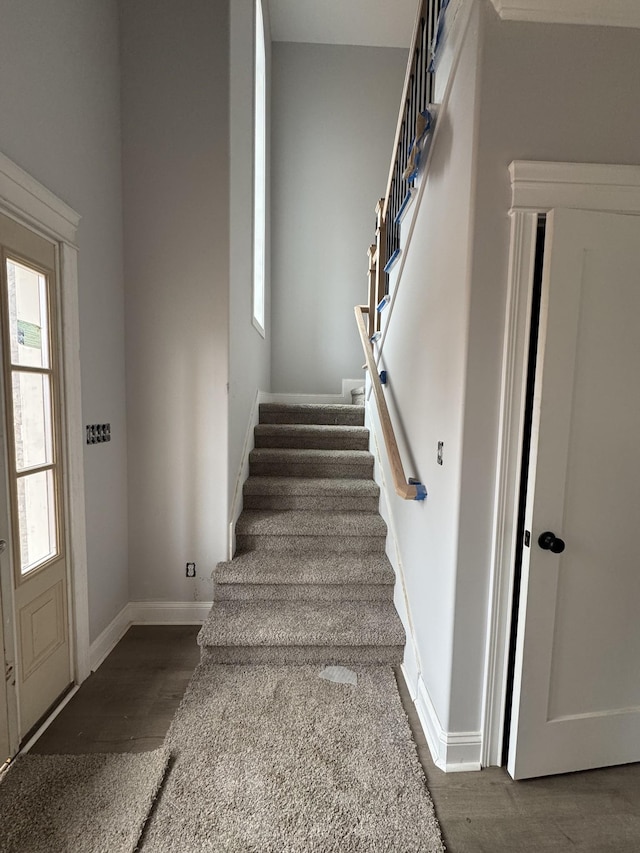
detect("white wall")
[374,3,482,739]
[379,0,640,757]
[120,0,230,602]
[270,43,407,394]
[229,0,272,517]
[0,0,128,642]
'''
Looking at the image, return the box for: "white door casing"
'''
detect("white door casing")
[0,152,89,755]
[482,161,640,769]
[508,206,640,779]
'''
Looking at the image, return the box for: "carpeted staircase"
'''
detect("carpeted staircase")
[198,402,405,665]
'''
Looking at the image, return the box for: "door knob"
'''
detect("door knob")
[538,531,565,554]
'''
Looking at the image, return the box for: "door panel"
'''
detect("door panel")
[508,207,640,780]
[0,212,70,739]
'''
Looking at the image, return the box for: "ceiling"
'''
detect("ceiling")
[267,0,417,49]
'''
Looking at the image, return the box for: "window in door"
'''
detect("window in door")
[2,256,60,578]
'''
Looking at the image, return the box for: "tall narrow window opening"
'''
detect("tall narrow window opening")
[253,0,266,334]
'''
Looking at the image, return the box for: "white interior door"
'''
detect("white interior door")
[508,207,640,780]
[0,212,71,741]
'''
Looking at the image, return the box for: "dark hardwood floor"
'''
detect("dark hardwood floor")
[31,625,200,755]
[29,625,640,851]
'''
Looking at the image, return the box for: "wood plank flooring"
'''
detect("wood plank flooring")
[29,625,640,851]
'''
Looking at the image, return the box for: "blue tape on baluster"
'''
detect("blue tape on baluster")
[379,370,387,385]
[377,294,390,313]
[394,189,415,225]
[383,249,401,274]
[428,0,450,72]
[370,331,381,343]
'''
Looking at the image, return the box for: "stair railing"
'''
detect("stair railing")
[355,304,426,501]
[356,0,454,501]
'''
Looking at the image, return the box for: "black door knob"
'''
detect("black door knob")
[538,531,565,554]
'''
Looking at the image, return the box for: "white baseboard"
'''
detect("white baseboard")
[414,673,482,772]
[89,600,212,672]
[263,378,363,406]
[89,603,133,671]
[129,601,212,625]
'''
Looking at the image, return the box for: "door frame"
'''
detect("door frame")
[0,151,89,754]
[481,160,640,767]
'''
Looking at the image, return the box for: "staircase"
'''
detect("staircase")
[197,402,405,665]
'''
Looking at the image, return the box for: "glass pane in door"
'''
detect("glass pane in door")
[16,470,57,574]
[11,372,54,471]
[5,259,50,368]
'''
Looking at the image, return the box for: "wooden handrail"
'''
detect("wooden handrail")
[354,305,426,501]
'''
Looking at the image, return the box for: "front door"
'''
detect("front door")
[508,207,640,780]
[0,212,71,741]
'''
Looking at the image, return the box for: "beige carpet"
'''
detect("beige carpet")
[140,664,445,852]
[0,748,170,853]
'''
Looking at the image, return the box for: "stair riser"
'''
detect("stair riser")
[254,434,369,451]
[259,406,364,427]
[242,494,380,512]
[236,534,386,553]
[249,460,373,479]
[215,583,394,602]
[200,644,403,665]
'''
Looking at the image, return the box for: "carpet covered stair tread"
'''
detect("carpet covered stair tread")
[198,600,405,648]
[259,402,364,426]
[254,423,369,450]
[243,475,379,498]
[242,475,380,511]
[215,550,395,586]
[249,447,374,480]
[236,509,387,538]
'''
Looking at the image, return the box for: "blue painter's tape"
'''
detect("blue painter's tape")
[394,189,415,225]
[370,331,381,343]
[377,294,390,313]
[379,370,387,385]
[383,248,401,274]
[409,478,428,501]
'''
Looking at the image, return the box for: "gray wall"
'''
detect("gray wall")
[229,0,272,515]
[0,0,128,641]
[270,43,407,394]
[120,0,230,602]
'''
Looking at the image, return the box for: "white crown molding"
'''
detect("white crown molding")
[0,151,80,245]
[489,0,640,28]
[510,161,640,214]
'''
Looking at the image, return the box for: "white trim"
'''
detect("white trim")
[89,603,133,672]
[129,601,212,625]
[510,161,640,214]
[483,159,640,766]
[414,673,482,772]
[263,379,364,406]
[0,152,80,246]
[489,0,640,28]
[481,211,538,766]
[59,242,90,684]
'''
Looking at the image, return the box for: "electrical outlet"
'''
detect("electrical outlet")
[186,562,196,578]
